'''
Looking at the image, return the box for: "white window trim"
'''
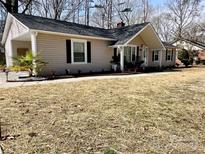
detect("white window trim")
[152,50,159,62]
[71,39,87,64]
[166,49,172,61]
[124,46,137,62]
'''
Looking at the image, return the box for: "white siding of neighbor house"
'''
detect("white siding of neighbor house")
[5,18,28,66]
[37,33,113,75]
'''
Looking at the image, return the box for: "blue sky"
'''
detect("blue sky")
[150,0,165,6]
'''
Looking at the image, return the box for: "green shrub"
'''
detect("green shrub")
[0,65,5,70]
[195,59,201,65]
[0,52,6,66]
[178,49,193,67]
[12,51,47,76]
[201,60,205,65]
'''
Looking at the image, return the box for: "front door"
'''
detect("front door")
[17,48,29,57]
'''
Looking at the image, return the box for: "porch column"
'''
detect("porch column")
[119,47,124,72]
[31,32,38,75]
[146,48,149,66]
[9,40,14,66]
[159,50,163,68]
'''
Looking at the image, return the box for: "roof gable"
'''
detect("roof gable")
[109,22,149,45]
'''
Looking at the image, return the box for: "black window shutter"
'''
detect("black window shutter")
[152,51,154,61]
[66,40,71,63]
[87,41,91,63]
[166,50,168,61]
[171,49,174,61]
[114,48,117,57]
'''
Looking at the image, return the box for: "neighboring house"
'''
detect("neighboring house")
[173,39,205,63]
[173,39,205,52]
[198,51,205,62]
[1,13,176,75]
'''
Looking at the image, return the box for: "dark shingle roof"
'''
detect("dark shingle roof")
[11,13,149,45]
[173,38,205,49]
[109,23,149,45]
[162,42,176,48]
[182,39,205,49]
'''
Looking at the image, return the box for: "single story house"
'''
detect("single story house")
[1,13,176,75]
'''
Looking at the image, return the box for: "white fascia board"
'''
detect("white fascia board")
[30,29,116,41]
[1,13,30,44]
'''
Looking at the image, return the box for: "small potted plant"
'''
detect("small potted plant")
[110,55,120,72]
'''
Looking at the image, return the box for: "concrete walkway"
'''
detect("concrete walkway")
[0,72,172,89]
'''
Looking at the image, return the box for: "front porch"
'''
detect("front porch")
[110,23,165,72]
[6,31,38,67]
[111,45,163,72]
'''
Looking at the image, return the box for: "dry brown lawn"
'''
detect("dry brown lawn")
[0,67,205,154]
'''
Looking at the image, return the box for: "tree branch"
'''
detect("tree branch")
[21,0,33,14]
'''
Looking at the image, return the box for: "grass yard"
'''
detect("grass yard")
[0,67,205,153]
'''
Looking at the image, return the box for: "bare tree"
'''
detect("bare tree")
[167,0,202,40]
[0,0,33,13]
[151,13,175,42]
[34,0,83,22]
[142,0,149,22]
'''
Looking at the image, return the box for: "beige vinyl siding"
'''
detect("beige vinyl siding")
[37,33,113,75]
[147,49,161,67]
[5,18,28,66]
[161,48,176,67]
[12,41,31,57]
[129,35,146,45]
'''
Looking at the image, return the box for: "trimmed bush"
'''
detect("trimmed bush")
[178,49,193,67]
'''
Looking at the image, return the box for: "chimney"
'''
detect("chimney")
[117,21,125,28]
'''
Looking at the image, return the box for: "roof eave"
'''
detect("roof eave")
[1,13,30,45]
[1,13,12,45]
[30,29,117,41]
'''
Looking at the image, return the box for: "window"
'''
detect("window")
[71,40,87,64]
[124,46,136,63]
[166,49,173,61]
[152,50,159,62]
